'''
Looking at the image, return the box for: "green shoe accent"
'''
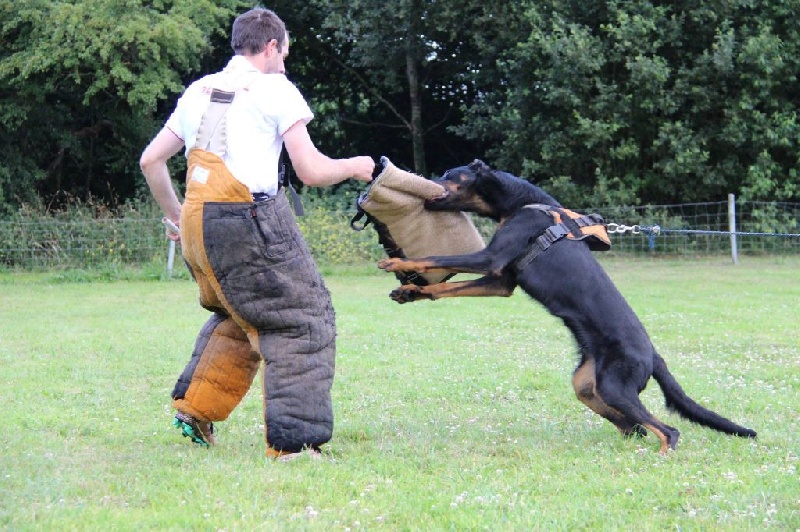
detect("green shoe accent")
[173,413,210,447]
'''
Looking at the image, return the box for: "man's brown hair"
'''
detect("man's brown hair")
[231,8,286,55]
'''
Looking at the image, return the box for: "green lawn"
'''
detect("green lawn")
[1,257,798,530]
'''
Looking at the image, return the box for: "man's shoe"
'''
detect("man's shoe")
[266,447,322,461]
[173,412,214,447]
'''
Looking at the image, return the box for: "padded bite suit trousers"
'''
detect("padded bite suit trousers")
[171,149,336,452]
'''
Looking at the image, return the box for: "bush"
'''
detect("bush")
[0,192,388,272]
[2,193,796,273]
[0,195,167,271]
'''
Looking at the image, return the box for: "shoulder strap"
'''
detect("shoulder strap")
[194,89,235,156]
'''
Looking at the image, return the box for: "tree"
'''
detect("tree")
[3,0,798,212]
[274,0,522,176]
[462,0,800,205]
[0,0,245,211]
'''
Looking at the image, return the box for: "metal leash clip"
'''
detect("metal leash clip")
[606,223,641,235]
[606,223,661,236]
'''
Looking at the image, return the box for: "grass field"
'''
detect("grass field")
[1,257,798,530]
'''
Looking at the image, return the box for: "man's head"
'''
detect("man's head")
[231,8,289,73]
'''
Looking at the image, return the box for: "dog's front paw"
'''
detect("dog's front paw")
[390,285,429,304]
[378,258,407,272]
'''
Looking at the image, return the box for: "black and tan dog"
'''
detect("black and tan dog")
[378,159,756,453]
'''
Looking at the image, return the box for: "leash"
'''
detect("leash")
[278,148,304,216]
[605,223,800,250]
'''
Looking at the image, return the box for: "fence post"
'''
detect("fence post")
[166,239,175,278]
[728,193,738,265]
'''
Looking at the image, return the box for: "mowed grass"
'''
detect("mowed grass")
[0,257,797,530]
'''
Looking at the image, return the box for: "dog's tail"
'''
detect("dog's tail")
[652,353,757,439]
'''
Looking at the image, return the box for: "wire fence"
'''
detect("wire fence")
[586,197,800,259]
[0,218,168,271]
[0,198,798,271]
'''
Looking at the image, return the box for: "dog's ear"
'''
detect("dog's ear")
[468,159,492,175]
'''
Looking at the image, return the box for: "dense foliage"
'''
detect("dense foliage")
[459,0,800,206]
[0,0,246,212]
[1,0,798,215]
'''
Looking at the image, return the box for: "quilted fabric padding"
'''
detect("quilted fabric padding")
[358,157,486,284]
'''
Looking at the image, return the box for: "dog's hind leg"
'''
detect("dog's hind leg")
[572,357,646,438]
[593,372,680,454]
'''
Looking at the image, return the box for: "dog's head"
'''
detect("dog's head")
[424,161,495,218]
[425,159,560,221]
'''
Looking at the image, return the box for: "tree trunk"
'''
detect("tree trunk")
[406,47,426,176]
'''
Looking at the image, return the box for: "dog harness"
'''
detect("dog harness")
[514,204,611,270]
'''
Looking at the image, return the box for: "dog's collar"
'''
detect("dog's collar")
[513,204,611,271]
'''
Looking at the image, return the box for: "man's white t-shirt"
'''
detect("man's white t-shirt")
[165,56,313,196]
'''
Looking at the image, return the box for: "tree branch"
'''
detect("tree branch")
[307,36,411,130]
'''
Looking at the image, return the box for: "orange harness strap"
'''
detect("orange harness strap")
[514,204,611,271]
[554,207,612,249]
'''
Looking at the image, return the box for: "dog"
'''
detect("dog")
[378,159,757,453]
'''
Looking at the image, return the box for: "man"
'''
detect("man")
[139,7,374,459]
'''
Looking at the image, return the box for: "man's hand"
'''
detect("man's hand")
[162,217,181,242]
[348,155,376,183]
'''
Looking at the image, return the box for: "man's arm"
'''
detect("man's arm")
[283,121,374,186]
[140,128,185,228]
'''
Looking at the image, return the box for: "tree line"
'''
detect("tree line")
[1,0,798,215]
